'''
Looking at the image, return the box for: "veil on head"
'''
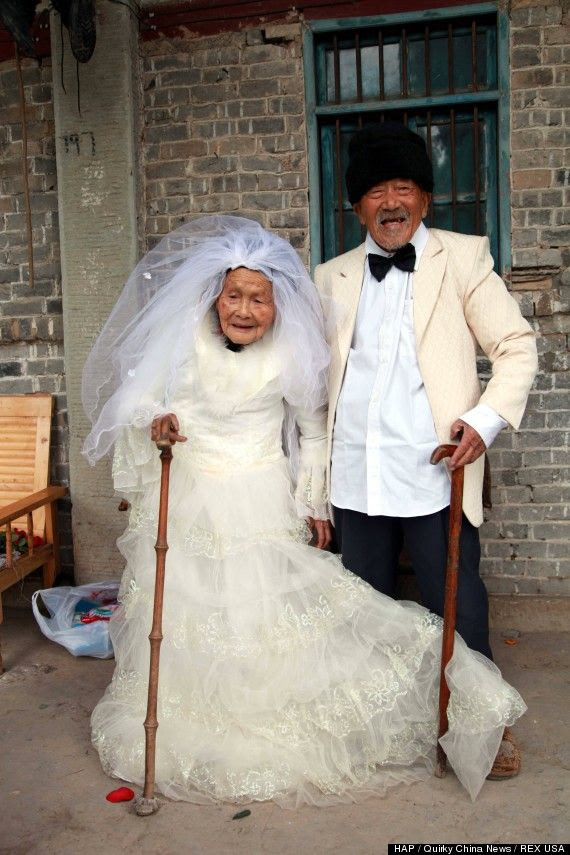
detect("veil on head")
[82,215,330,464]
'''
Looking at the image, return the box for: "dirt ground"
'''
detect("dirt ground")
[1,606,568,855]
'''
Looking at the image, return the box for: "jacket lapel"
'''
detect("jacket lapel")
[412,230,448,346]
[333,243,366,360]
[326,244,366,422]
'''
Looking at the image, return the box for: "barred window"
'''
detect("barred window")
[305,7,509,270]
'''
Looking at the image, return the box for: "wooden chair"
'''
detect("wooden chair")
[0,394,68,671]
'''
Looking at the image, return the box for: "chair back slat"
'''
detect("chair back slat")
[0,395,53,537]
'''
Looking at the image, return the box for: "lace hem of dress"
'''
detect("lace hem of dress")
[93,720,435,805]
[120,568,375,656]
[103,586,444,739]
[114,575,525,740]
[447,684,526,732]
[101,655,439,740]
[93,604,443,802]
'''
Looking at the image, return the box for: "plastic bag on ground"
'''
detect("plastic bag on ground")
[32,582,119,659]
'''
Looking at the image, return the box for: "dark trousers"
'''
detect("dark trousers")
[333,505,493,660]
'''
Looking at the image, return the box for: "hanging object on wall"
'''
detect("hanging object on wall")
[68,0,96,63]
[51,0,96,113]
[51,0,70,92]
[52,0,97,63]
[0,0,40,57]
[51,0,71,27]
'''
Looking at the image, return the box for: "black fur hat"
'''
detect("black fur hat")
[345,122,434,204]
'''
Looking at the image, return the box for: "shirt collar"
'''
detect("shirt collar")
[365,221,429,272]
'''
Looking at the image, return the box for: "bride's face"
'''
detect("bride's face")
[216,267,276,345]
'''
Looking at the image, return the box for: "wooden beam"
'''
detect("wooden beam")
[0,544,53,594]
[0,486,67,525]
[141,0,484,40]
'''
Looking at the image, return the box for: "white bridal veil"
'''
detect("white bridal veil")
[82,215,330,464]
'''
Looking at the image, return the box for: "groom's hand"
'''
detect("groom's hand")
[307,518,332,550]
[150,413,187,446]
[449,419,485,470]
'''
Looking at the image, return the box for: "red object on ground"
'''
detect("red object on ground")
[106,787,135,803]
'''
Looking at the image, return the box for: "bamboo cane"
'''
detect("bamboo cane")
[134,435,173,817]
[429,443,465,778]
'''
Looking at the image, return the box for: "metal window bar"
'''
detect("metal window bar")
[448,23,455,95]
[474,105,481,232]
[426,110,434,226]
[333,35,340,103]
[424,24,431,97]
[322,14,496,107]
[471,20,478,92]
[334,118,344,254]
[401,27,408,98]
[378,30,385,100]
[355,32,363,102]
[450,107,457,230]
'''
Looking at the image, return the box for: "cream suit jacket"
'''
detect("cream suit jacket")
[314,228,538,527]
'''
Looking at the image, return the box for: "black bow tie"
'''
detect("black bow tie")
[368,243,416,283]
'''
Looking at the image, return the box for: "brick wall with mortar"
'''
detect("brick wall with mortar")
[480,0,569,596]
[0,57,73,576]
[142,24,310,264]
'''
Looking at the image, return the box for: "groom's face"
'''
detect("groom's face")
[353,178,430,252]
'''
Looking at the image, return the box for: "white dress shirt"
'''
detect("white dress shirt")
[331,223,507,517]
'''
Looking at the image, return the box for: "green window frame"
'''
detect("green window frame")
[303,3,510,274]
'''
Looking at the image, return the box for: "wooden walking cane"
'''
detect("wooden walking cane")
[429,443,465,779]
[134,433,173,817]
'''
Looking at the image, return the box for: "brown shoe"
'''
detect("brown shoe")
[487,727,522,780]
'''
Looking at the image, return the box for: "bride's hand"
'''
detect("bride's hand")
[150,413,187,447]
[307,518,332,550]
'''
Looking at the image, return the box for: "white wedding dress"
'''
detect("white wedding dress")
[91,324,525,807]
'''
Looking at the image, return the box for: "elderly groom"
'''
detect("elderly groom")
[315,123,537,777]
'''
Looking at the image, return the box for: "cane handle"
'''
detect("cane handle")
[156,432,173,450]
[430,443,458,465]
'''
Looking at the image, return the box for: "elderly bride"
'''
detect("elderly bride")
[83,215,524,808]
